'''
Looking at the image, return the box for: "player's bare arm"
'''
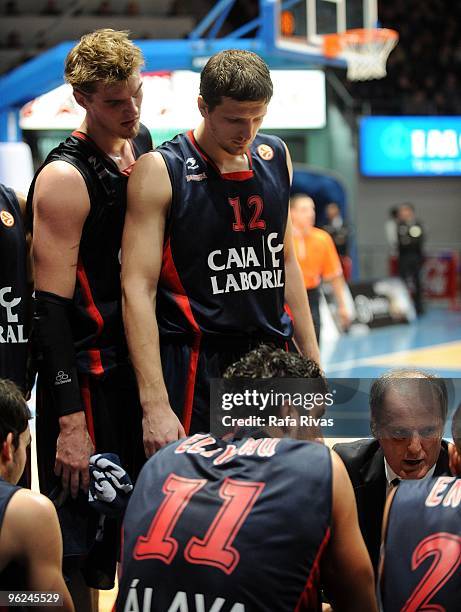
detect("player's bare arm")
[284,213,321,364]
[122,152,186,456]
[328,275,351,329]
[281,143,320,364]
[1,490,74,611]
[321,451,378,612]
[32,162,94,498]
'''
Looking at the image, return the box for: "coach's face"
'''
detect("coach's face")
[199,96,267,156]
[75,72,143,139]
[376,385,444,479]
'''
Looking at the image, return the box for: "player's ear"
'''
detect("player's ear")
[197,95,208,118]
[1,433,14,463]
[73,88,89,110]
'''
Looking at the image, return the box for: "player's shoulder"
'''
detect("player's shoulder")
[3,489,57,543]
[252,133,286,158]
[7,488,56,520]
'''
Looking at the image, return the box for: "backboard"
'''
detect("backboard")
[276,0,377,57]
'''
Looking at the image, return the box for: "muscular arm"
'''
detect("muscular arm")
[2,490,74,611]
[321,451,378,612]
[284,214,320,364]
[122,152,185,456]
[32,162,94,497]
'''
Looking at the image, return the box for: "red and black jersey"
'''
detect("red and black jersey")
[26,125,152,376]
[117,435,332,612]
[0,184,29,393]
[381,477,461,611]
[156,132,293,343]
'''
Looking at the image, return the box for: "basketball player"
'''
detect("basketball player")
[379,403,461,610]
[0,379,73,611]
[27,29,152,600]
[116,346,377,612]
[122,49,320,453]
[0,184,31,395]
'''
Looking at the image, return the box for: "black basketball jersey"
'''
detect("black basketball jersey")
[117,434,332,612]
[156,132,293,342]
[0,477,21,591]
[26,125,152,376]
[0,184,29,392]
[381,477,461,611]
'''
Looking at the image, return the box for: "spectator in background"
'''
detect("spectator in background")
[385,205,399,255]
[6,30,21,49]
[40,0,61,16]
[397,202,425,315]
[322,202,349,257]
[334,369,450,574]
[95,0,112,16]
[125,1,139,16]
[291,194,351,344]
[4,0,19,15]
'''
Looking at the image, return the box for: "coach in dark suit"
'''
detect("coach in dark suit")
[334,370,450,574]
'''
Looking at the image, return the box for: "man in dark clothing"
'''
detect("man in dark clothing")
[27,28,152,605]
[334,369,450,574]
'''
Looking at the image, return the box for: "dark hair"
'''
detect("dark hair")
[200,49,273,111]
[370,369,448,436]
[224,344,322,380]
[0,379,31,449]
[452,403,461,450]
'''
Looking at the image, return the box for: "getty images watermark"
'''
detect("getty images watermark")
[210,378,340,438]
[210,377,461,439]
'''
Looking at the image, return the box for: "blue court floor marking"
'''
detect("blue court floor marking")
[322,307,461,378]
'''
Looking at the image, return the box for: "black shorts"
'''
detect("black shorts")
[35,365,145,589]
[160,336,290,435]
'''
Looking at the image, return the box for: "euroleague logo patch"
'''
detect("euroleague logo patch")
[257,144,274,161]
[0,210,14,227]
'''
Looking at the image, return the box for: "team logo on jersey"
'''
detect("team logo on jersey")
[207,233,284,295]
[55,370,71,386]
[0,286,27,344]
[186,172,207,182]
[186,157,199,170]
[257,144,274,161]
[0,210,14,227]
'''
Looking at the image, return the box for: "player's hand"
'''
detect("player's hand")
[55,411,94,499]
[142,405,186,457]
[448,442,461,476]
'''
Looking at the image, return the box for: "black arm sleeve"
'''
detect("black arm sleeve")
[33,290,83,417]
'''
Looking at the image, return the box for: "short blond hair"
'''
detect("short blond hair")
[65,29,144,93]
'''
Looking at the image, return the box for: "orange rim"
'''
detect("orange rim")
[323,28,399,58]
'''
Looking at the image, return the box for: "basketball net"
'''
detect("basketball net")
[323,28,399,81]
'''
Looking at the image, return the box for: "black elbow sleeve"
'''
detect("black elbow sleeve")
[33,290,83,417]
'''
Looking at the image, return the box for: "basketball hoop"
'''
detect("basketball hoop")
[323,28,399,81]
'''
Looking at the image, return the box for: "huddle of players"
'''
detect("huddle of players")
[1,27,460,611]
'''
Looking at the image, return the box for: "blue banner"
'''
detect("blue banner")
[360,116,461,177]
